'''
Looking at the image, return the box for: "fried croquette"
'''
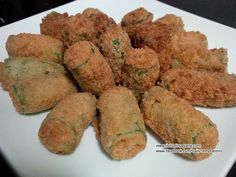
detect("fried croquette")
[6,33,64,63]
[0,58,65,91]
[121,7,153,39]
[97,87,146,160]
[40,11,69,41]
[62,14,96,47]
[39,93,96,154]
[0,62,3,83]
[9,73,77,114]
[82,8,116,43]
[141,86,218,160]
[64,41,115,95]
[133,23,178,75]
[160,69,236,107]
[121,47,160,101]
[154,14,184,31]
[99,25,131,83]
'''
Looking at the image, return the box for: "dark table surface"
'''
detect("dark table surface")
[0,0,235,176]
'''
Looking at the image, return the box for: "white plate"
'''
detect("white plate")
[0,0,236,177]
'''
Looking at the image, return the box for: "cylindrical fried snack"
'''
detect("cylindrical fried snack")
[160,69,236,107]
[99,25,131,83]
[132,22,178,75]
[64,41,115,95]
[121,47,160,101]
[9,74,77,114]
[141,86,218,160]
[82,8,116,44]
[121,7,153,39]
[40,11,69,41]
[62,14,96,47]
[97,87,146,160]
[6,33,64,63]
[154,14,184,31]
[0,57,65,91]
[38,93,96,154]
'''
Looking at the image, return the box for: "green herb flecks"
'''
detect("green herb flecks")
[112,38,120,46]
[116,122,143,137]
[75,59,89,73]
[12,85,25,105]
[192,135,197,144]
[90,44,95,54]
[171,58,182,68]
[54,51,62,62]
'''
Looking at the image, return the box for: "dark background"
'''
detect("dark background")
[0,0,235,176]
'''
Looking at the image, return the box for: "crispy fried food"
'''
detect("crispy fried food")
[121,47,160,101]
[121,7,153,39]
[9,73,77,114]
[133,19,227,74]
[64,41,115,95]
[154,14,184,31]
[38,93,96,154]
[97,86,146,160]
[160,69,236,107]
[62,14,96,47]
[6,33,64,63]
[171,46,227,72]
[82,8,116,43]
[99,25,131,83]
[133,23,178,75]
[40,11,69,41]
[0,62,3,83]
[169,31,222,72]
[0,58,65,91]
[141,86,218,160]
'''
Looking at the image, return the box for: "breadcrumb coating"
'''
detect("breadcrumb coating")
[160,69,236,107]
[141,86,218,160]
[98,86,146,160]
[64,41,115,95]
[39,93,96,154]
[121,47,160,100]
[40,11,69,41]
[6,33,64,63]
[99,25,131,83]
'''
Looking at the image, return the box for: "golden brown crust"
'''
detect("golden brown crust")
[154,14,184,31]
[160,69,236,107]
[6,33,64,63]
[141,86,218,160]
[39,118,77,154]
[121,7,153,38]
[98,86,146,160]
[0,58,65,91]
[132,13,227,74]
[82,8,116,44]
[133,23,178,75]
[9,74,77,114]
[40,11,69,40]
[121,47,160,100]
[62,14,96,47]
[39,92,96,154]
[99,25,131,83]
[64,41,115,95]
